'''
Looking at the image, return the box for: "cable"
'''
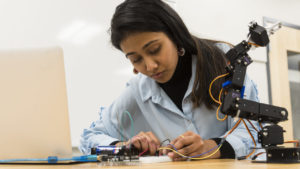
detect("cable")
[167,141,223,158]
[216,88,227,121]
[209,73,229,104]
[241,119,256,159]
[259,123,263,130]
[160,139,171,146]
[247,42,262,47]
[138,149,149,157]
[157,119,243,160]
[251,152,265,160]
[284,140,300,147]
[224,118,242,137]
[118,110,135,146]
[116,110,124,144]
[246,119,258,132]
[0,155,99,164]
[158,144,223,160]
[123,111,135,140]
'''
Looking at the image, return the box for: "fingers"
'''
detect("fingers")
[166,131,205,161]
[169,142,201,161]
[129,135,142,150]
[167,135,195,159]
[131,135,149,152]
[146,132,160,146]
[145,132,160,155]
[163,131,193,155]
[129,131,160,155]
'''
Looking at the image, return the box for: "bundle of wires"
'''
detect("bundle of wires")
[158,118,243,160]
[208,73,258,159]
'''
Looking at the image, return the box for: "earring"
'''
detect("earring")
[178,47,185,56]
[133,68,138,74]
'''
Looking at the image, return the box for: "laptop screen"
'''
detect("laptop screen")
[0,47,72,160]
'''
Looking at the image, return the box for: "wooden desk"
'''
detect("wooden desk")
[1,159,300,169]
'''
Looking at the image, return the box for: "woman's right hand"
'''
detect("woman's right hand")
[116,131,160,155]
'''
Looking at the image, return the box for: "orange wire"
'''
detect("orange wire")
[224,118,242,138]
[284,140,299,147]
[246,119,258,132]
[248,42,262,47]
[242,119,256,159]
[216,88,227,121]
[209,73,229,104]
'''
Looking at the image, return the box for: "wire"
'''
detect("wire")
[123,111,135,140]
[118,111,135,146]
[116,111,123,143]
[157,119,243,160]
[224,118,242,137]
[158,144,223,160]
[246,119,258,132]
[251,152,265,160]
[284,140,300,147]
[209,73,229,104]
[216,105,227,121]
[160,139,171,146]
[216,88,228,121]
[167,141,223,158]
[210,73,259,159]
[241,119,256,159]
[138,149,149,157]
[247,42,262,47]
[259,122,263,130]
[218,88,223,101]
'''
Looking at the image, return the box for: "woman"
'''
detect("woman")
[80,0,259,161]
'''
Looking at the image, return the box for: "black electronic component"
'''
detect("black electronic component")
[258,125,285,147]
[225,41,251,64]
[90,145,140,162]
[248,21,270,46]
[229,63,247,89]
[265,147,300,163]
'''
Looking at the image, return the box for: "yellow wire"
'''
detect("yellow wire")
[216,88,228,121]
[157,119,242,160]
[158,144,222,160]
[209,73,229,104]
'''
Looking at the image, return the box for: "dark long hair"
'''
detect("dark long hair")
[110,0,227,109]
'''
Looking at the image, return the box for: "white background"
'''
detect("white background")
[0,0,299,146]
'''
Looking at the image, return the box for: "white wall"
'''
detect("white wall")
[176,0,300,104]
[0,0,129,146]
[0,0,299,147]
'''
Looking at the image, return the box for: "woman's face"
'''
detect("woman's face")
[120,32,178,83]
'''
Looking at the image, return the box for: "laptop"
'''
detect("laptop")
[0,47,73,163]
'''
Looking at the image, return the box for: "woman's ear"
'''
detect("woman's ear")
[178,47,186,56]
[133,68,139,74]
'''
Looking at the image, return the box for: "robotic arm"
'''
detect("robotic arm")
[220,21,300,163]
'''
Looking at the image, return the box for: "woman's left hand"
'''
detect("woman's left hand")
[164,131,221,161]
